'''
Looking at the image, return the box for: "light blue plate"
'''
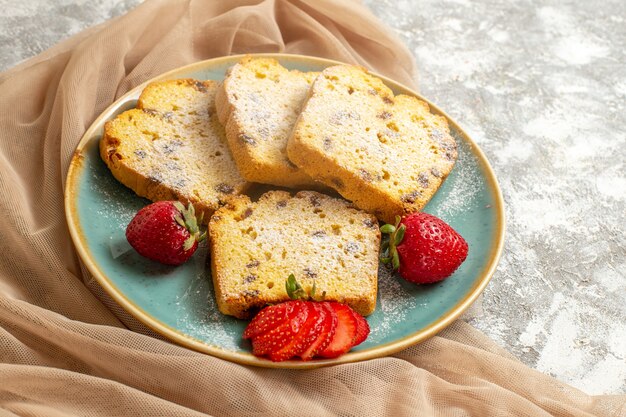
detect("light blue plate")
[65,54,505,368]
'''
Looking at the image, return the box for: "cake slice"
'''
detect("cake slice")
[209,191,380,319]
[100,79,249,222]
[287,65,458,223]
[215,57,320,188]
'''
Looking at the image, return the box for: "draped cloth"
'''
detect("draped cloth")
[0,0,623,415]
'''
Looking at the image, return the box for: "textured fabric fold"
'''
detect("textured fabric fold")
[0,0,623,416]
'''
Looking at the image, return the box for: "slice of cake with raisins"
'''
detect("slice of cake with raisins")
[286,65,457,223]
[215,57,321,188]
[208,190,380,319]
[100,79,250,222]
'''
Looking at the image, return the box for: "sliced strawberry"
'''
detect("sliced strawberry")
[250,303,309,356]
[243,300,303,340]
[269,302,326,362]
[300,302,336,361]
[351,310,370,347]
[318,302,358,359]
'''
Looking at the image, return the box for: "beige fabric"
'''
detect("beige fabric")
[0,0,623,415]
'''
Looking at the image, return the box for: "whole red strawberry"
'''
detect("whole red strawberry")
[126,201,205,265]
[381,213,468,284]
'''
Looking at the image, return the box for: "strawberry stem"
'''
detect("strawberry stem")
[380,215,405,271]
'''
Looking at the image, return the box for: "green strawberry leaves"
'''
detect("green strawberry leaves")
[286,274,326,301]
[380,215,406,271]
[286,273,308,300]
[173,201,206,251]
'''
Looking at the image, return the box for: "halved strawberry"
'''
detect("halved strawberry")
[300,302,337,361]
[250,302,309,356]
[318,302,358,358]
[243,300,304,340]
[351,310,370,347]
[269,302,325,362]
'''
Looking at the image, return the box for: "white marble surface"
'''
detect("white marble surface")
[1,0,624,395]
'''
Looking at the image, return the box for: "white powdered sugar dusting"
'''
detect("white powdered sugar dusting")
[431,136,482,218]
[367,265,418,343]
[89,159,138,230]
[174,248,241,351]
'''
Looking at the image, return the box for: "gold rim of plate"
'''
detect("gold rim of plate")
[64,53,506,369]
